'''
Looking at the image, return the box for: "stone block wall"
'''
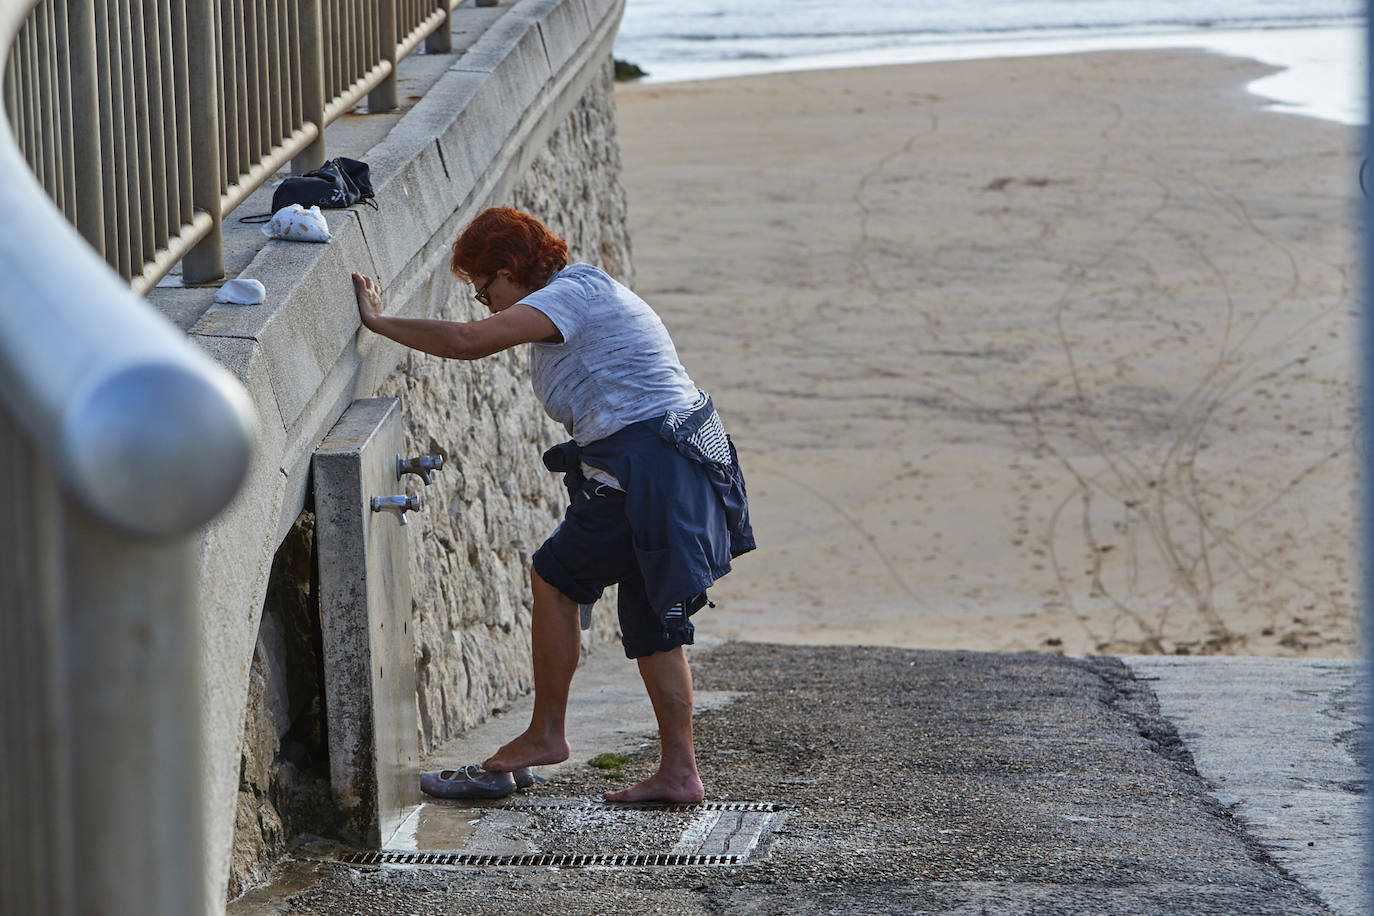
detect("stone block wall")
[230,510,336,899]
[230,59,634,894]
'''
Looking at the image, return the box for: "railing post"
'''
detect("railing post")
[182,0,222,284]
[368,0,397,112]
[67,0,104,256]
[425,0,452,53]
[292,0,325,172]
[1363,6,1374,914]
[65,522,207,916]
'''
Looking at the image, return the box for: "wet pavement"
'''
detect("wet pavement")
[229,641,1366,916]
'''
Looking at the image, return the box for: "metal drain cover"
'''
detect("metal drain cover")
[344,799,787,868]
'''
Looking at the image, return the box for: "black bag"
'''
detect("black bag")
[240,157,376,223]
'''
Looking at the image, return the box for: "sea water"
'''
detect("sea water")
[615,0,1366,124]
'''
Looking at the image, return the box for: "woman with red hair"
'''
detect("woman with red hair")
[353,207,753,804]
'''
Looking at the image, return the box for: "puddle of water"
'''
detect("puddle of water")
[388,802,482,852]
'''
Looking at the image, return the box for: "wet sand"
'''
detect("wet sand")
[615,50,1359,657]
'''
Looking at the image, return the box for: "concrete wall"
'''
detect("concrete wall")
[156,0,632,907]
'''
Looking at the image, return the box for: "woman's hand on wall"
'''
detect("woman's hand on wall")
[349,267,560,359]
[352,272,383,330]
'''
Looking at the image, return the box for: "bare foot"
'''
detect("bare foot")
[481,729,570,773]
[603,769,705,804]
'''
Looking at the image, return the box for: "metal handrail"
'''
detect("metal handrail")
[0,0,258,909]
[2,0,464,294]
[0,16,257,536]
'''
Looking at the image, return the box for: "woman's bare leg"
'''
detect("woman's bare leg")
[604,646,705,803]
[481,567,579,772]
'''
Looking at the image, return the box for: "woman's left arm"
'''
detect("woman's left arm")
[352,272,558,360]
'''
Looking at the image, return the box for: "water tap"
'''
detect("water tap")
[371,493,420,525]
[397,453,444,485]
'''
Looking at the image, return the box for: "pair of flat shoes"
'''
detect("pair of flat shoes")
[420,764,542,799]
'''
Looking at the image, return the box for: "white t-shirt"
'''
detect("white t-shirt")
[521,263,698,447]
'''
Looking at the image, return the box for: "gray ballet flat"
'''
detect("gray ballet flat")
[420,765,516,799]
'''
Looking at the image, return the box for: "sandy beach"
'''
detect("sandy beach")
[615,49,1359,658]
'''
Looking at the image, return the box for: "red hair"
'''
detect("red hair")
[450,207,569,290]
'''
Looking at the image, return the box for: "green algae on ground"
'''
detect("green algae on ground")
[587,752,629,775]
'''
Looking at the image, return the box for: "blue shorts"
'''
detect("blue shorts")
[532,477,696,659]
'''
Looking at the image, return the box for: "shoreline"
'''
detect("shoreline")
[615,50,1359,659]
[621,23,1365,125]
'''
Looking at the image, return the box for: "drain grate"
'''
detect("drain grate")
[339,851,742,867]
[497,798,783,813]
[369,796,789,868]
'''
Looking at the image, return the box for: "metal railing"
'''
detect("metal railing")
[2,0,465,295]
[0,0,259,910]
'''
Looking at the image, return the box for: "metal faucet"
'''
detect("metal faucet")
[371,493,420,525]
[397,453,444,485]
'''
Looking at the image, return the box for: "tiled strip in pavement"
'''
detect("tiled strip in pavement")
[1122,655,1366,916]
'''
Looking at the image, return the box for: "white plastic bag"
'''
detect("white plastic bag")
[262,204,331,242]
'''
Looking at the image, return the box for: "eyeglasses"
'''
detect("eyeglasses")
[473,274,497,307]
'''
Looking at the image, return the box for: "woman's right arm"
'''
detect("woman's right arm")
[352,272,558,360]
